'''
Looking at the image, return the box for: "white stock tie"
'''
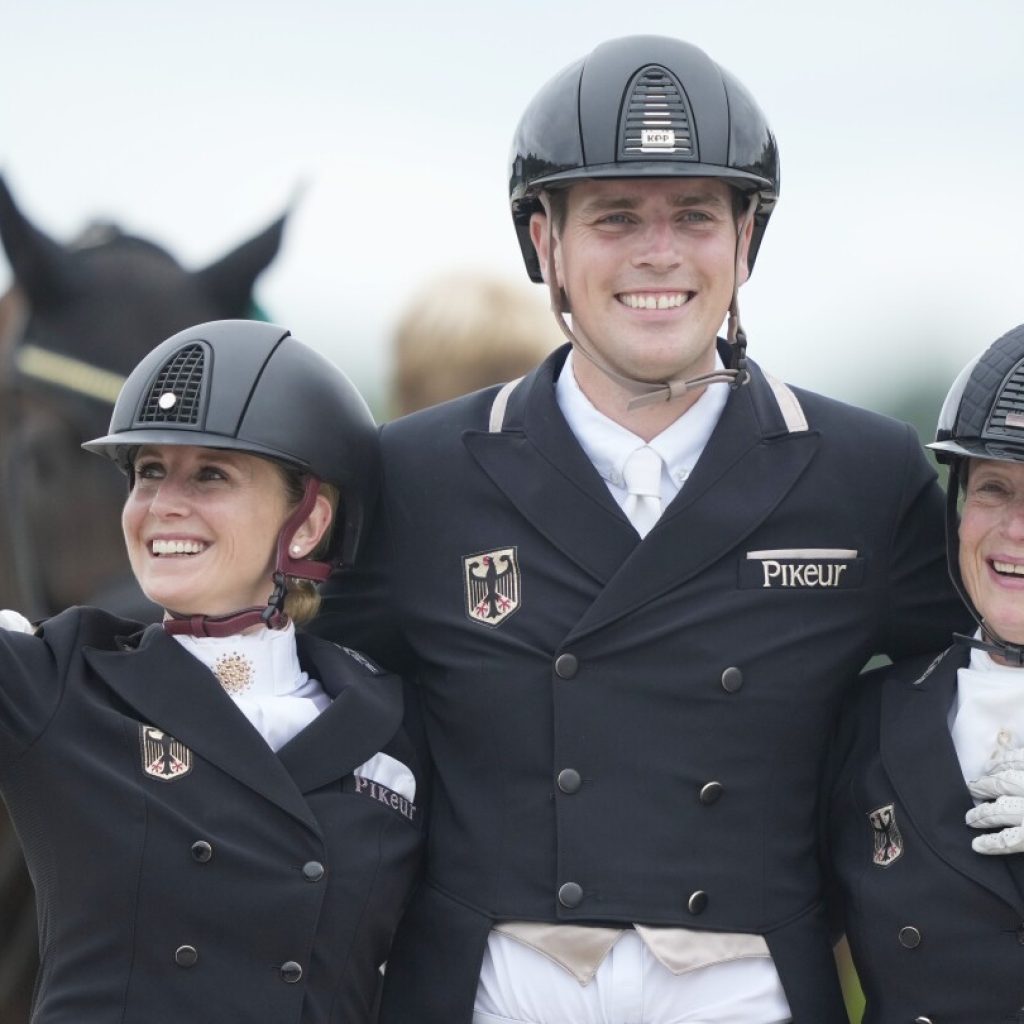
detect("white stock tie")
[622,445,664,539]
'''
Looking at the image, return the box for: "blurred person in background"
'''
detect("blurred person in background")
[314,34,966,1023]
[829,324,1024,1022]
[0,320,424,1023]
[389,271,561,418]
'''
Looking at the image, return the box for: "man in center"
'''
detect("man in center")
[314,34,965,1023]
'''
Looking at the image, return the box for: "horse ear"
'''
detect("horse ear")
[193,211,288,316]
[0,174,73,308]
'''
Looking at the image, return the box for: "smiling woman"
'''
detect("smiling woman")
[828,323,1024,1022]
[0,320,425,1023]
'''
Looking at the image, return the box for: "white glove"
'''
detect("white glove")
[967,733,1024,854]
[966,797,1024,853]
[0,609,34,634]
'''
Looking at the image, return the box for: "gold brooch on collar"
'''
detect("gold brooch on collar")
[213,652,255,695]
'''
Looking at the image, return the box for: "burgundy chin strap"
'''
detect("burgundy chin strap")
[543,191,757,411]
[163,475,331,639]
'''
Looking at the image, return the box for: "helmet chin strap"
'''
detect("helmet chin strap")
[163,476,332,639]
[543,192,757,412]
[944,460,1024,666]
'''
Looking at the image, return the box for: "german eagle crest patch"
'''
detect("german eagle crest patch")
[868,803,903,867]
[463,547,520,626]
[140,725,193,781]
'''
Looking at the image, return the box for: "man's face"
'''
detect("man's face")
[530,177,751,386]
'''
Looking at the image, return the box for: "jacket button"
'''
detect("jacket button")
[190,841,213,863]
[720,667,743,693]
[557,769,582,794]
[899,925,922,948]
[302,861,325,882]
[699,782,724,805]
[555,654,578,679]
[174,945,198,967]
[558,882,583,908]
[687,890,708,914]
[913,1018,934,1024]
[280,961,303,983]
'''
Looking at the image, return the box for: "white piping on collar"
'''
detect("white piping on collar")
[488,369,808,436]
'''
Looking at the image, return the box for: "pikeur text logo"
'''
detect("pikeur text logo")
[347,776,418,822]
[740,549,863,591]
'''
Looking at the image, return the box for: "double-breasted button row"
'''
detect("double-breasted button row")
[174,944,304,983]
[898,925,922,949]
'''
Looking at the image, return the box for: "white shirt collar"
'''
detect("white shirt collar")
[555,349,729,496]
[951,632,1024,785]
[174,622,330,752]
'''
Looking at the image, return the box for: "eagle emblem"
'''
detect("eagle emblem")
[463,547,521,626]
[868,803,904,867]
[140,725,193,781]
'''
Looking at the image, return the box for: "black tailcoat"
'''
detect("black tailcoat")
[0,607,424,1023]
[829,646,1024,1023]
[314,343,967,1023]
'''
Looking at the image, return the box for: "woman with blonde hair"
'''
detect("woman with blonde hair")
[0,319,424,1022]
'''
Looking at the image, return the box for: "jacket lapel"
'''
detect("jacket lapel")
[85,625,320,835]
[275,636,403,793]
[881,647,1024,911]
[463,346,638,586]
[563,361,819,642]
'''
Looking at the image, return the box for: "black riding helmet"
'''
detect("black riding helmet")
[928,323,1024,663]
[85,318,378,598]
[508,34,780,282]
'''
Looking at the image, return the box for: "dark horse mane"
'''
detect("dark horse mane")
[0,175,290,1023]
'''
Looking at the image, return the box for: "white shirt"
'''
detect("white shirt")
[951,640,1024,786]
[555,349,729,514]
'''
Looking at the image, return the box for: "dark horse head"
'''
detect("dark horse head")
[0,174,289,1024]
[0,174,288,620]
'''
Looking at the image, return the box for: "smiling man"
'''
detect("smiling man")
[314,35,966,1024]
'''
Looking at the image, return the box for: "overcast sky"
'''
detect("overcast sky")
[2,0,1022,414]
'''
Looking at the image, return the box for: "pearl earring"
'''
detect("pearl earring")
[291,545,302,555]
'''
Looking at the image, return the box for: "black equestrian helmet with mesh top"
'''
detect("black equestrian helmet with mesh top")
[508,34,781,282]
[930,324,1024,466]
[83,319,379,569]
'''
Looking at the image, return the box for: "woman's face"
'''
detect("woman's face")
[960,458,1024,644]
[122,445,294,617]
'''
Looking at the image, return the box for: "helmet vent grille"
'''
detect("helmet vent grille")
[138,344,205,425]
[619,66,696,160]
[986,364,1024,437]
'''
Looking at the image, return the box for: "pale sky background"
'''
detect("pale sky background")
[2,0,1022,416]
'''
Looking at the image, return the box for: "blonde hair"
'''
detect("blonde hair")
[275,468,340,626]
[390,271,561,417]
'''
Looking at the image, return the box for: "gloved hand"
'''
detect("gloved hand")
[967,733,1024,854]
[0,608,34,633]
